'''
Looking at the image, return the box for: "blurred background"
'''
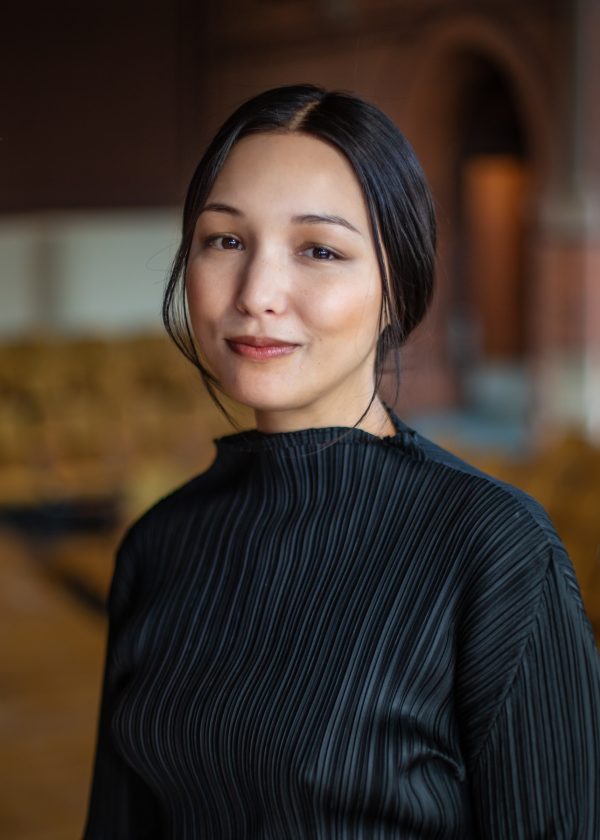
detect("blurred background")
[1,0,599,836]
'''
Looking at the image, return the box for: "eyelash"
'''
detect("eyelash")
[302,244,339,261]
[205,235,243,251]
[204,235,342,261]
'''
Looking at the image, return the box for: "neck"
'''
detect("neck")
[254,396,396,438]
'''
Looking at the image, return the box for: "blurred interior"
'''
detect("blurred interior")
[2,1,600,837]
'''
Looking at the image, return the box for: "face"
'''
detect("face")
[185,131,388,432]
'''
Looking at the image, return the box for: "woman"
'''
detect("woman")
[84,84,600,839]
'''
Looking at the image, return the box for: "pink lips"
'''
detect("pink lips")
[226,335,300,360]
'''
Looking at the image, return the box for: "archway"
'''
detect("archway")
[451,54,532,418]
[402,24,549,445]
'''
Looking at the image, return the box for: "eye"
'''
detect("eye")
[206,234,244,251]
[300,244,339,261]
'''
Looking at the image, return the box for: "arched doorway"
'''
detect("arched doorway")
[403,29,547,449]
[450,54,533,436]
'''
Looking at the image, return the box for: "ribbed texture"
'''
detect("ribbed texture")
[84,411,600,839]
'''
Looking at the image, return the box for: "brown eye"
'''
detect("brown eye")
[300,245,339,260]
[208,235,243,250]
[313,246,334,260]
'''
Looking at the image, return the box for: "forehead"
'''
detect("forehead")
[206,132,370,223]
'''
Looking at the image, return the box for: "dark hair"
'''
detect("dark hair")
[162,83,436,425]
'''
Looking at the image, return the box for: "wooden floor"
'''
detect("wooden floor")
[0,528,112,840]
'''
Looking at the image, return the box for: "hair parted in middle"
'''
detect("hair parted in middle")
[163,83,437,425]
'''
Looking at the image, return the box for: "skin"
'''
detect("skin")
[185,131,396,437]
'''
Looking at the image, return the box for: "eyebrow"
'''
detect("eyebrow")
[291,213,362,236]
[201,202,243,217]
[200,202,362,236]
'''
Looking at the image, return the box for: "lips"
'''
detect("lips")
[225,335,300,360]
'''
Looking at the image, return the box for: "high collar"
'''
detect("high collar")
[213,405,418,456]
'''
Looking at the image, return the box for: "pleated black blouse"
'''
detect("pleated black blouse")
[84,410,600,839]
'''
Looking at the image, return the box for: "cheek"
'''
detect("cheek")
[184,272,200,319]
[303,277,382,340]
[185,268,228,331]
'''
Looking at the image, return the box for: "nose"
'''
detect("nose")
[234,248,287,316]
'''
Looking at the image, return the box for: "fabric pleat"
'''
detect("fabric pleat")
[84,411,600,839]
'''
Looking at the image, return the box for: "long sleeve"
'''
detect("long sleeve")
[83,528,162,839]
[78,417,600,838]
[466,539,600,838]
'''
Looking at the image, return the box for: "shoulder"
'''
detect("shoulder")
[124,472,209,548]
[103,458,231,624]
[110,453,229,589]
[412,430,552,525]
[394,426,562,563]
[400,434,583,752]
[395,428,579,670]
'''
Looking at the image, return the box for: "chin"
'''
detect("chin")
[232,393,302,415]
[219,378,300,413]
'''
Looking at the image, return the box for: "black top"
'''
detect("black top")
[84,410,600,839]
